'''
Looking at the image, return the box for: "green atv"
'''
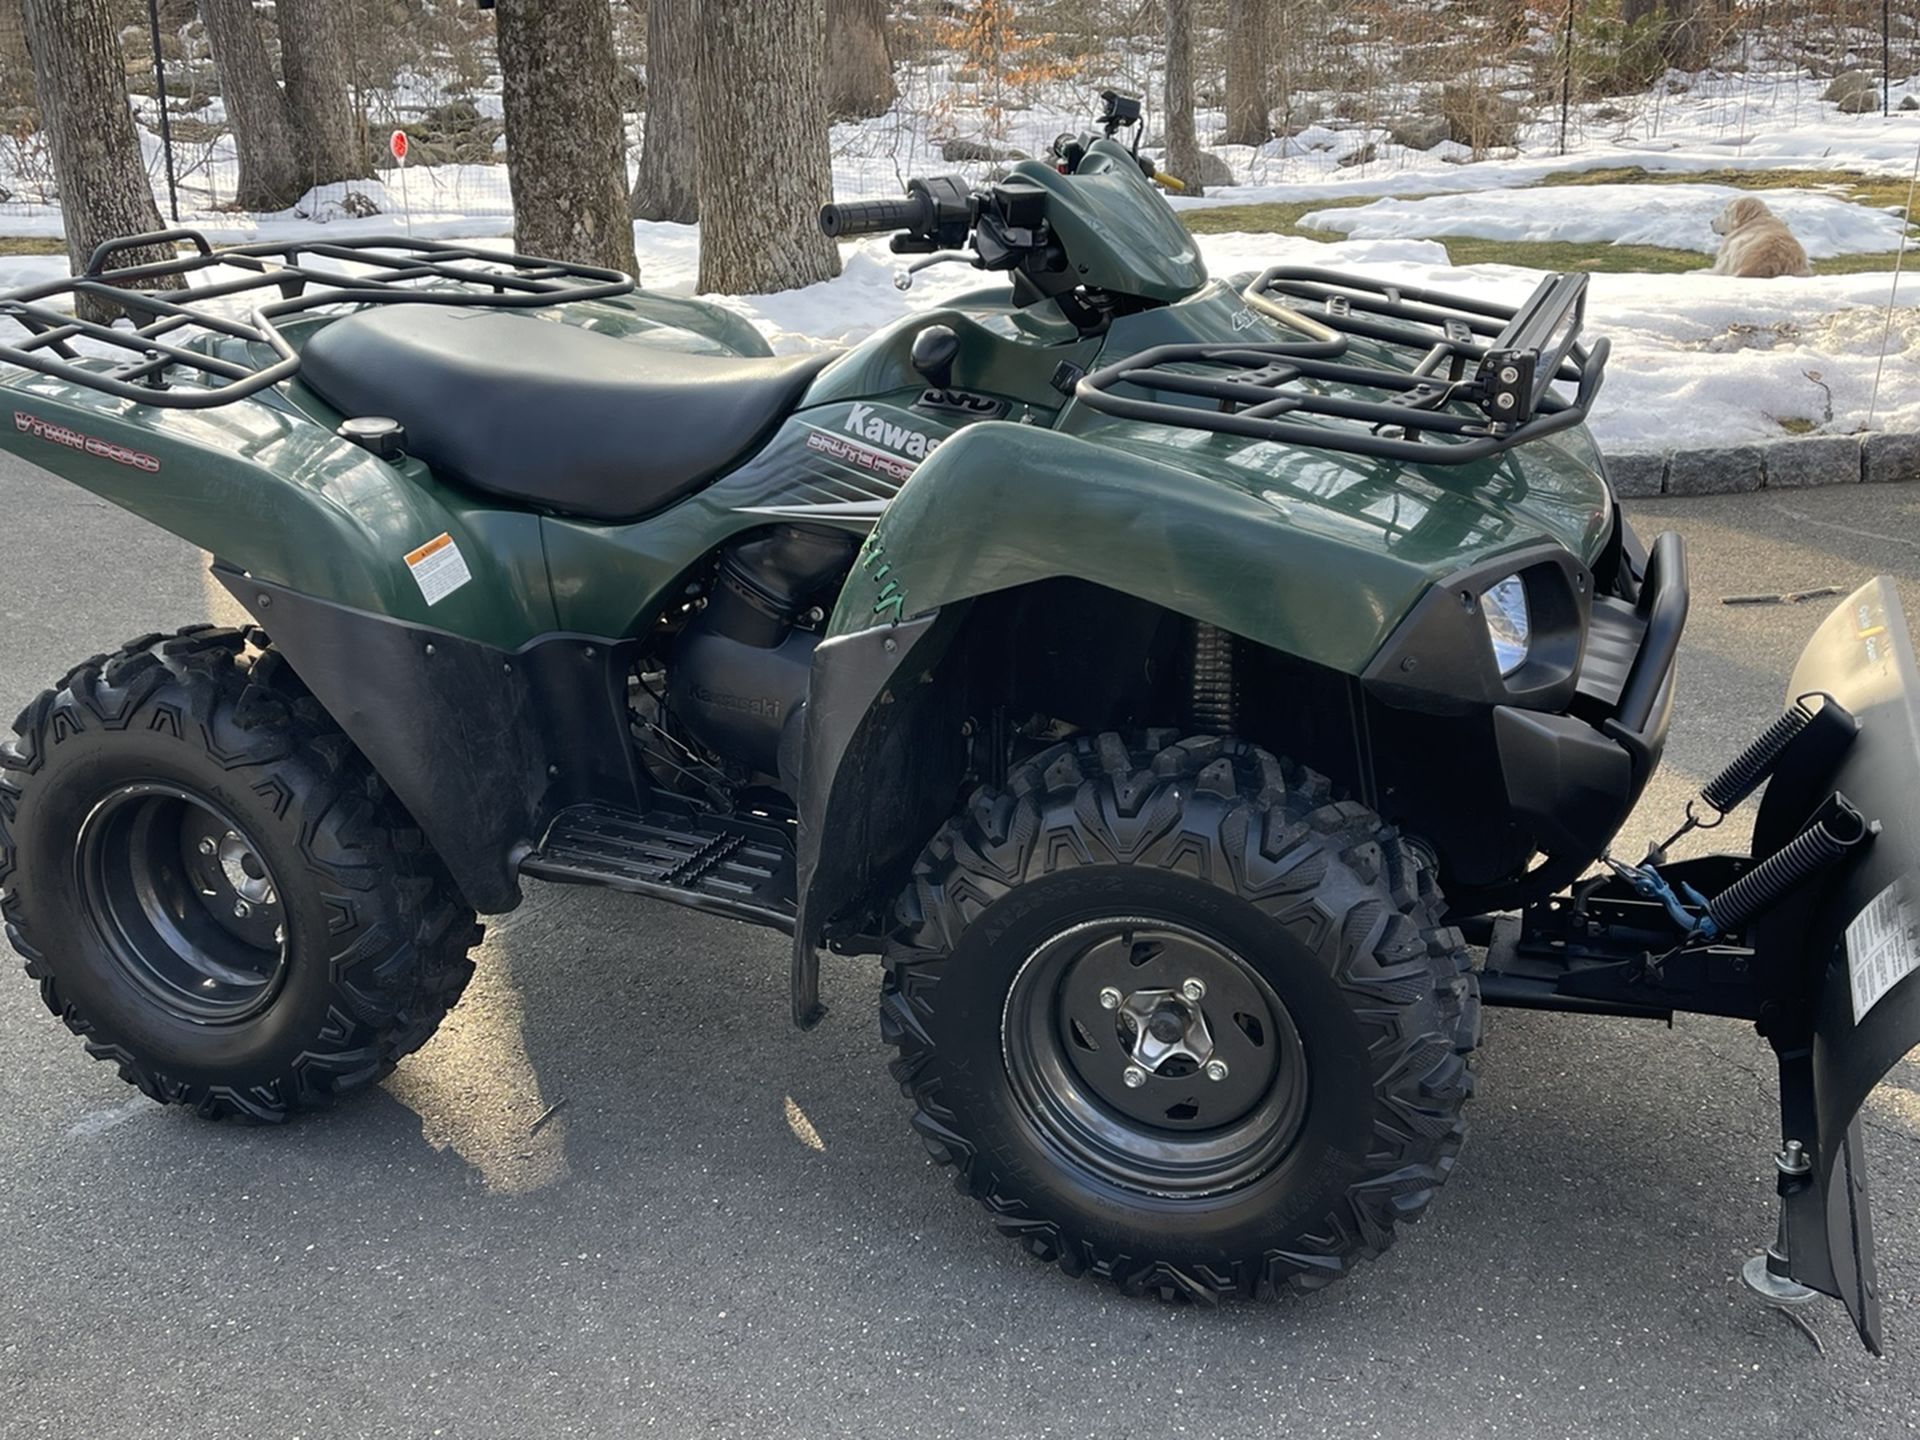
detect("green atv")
[3,96,1919,1350]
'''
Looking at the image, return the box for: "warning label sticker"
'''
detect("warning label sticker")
[404,532,472,606]
[1847,879,1920,1024]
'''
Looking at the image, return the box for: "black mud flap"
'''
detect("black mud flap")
[1755,577,1920,1354]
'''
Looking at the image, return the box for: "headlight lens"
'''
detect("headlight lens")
[1483,574,1531,676]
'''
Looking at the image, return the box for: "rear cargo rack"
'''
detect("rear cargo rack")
[1073,267,1608,465]
[0,228,633,409]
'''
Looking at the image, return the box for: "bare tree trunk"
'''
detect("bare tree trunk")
[198,0,304,209]
[825,0,895,121]
[21,0,179,320]
[1223,0,1271,147]
[495,0,638,274]
[630,0,699,223]
[1163,0,1205,196]
[277,0,369,187]
[696,0,839,293]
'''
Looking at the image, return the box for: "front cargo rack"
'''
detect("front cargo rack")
[0,228,633,409]
[1073,266,1608,465]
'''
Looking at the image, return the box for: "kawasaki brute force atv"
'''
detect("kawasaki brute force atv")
[3,96,1918,1351]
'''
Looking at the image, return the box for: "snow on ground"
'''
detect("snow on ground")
[5,65,1920,454]
[1298,183,1910,258]
[677,228,1920,452]
[2,215,1915,455]
[1241,252,1920,450]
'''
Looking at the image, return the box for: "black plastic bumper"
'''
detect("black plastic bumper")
[1489,530,1684,894]
[1364,527,1686,914]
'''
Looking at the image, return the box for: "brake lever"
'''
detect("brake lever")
[892,251,980,292]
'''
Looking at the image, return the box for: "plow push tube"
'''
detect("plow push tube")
[1752,577,1920,1354]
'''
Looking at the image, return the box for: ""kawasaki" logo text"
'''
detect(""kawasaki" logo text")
[844,403,941,460]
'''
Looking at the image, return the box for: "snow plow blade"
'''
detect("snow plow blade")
[1756,577,1920,1354]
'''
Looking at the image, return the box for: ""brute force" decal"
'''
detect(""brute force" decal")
[14,411,161,472]
[805,429,916,482]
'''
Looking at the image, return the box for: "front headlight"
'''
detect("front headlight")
[1483,574,1531,676]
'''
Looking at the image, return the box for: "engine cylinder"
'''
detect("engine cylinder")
[667,525,857,786]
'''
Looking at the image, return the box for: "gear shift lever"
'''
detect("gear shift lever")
[910,325,961,392]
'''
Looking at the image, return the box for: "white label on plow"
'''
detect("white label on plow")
[404,532,472,606]
[1847,880,1920,1024]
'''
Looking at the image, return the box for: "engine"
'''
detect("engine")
[666,525,857,793]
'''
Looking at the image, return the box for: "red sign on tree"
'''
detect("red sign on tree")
[389,130,409,163]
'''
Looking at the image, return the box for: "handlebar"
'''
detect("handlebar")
[819,194,932,240]
[818,176,975,248]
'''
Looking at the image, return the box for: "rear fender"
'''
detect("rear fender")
[3,379,572,913]
[1753,577,1920,1354]
[0,378,555,645]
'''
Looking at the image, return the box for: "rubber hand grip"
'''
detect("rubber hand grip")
[818,196,925,239]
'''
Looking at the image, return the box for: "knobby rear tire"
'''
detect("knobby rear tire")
[0,626,480,1122]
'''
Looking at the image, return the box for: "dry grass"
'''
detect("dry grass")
[1535,165,1920,215]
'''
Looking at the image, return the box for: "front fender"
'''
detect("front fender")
[828,421,1582,676]
[790,611,960,1025]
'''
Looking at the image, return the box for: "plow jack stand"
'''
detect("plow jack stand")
[1741,1141,1821,1308]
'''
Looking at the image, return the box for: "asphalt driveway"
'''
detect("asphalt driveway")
[2,452,1919,1438]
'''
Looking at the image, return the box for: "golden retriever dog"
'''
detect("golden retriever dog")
[1709,196,1813,278]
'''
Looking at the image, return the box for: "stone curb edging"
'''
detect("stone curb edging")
[1605,433,1920,498]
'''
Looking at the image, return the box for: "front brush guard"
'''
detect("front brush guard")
[1484,577,1920,1352]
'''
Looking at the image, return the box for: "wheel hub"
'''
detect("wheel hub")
[215,831,278,908]
[75,782,290,1024]
[1117,985,1217,1079]
[1002,916,1310,1198]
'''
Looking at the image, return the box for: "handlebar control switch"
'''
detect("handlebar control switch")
[910,325,961,391]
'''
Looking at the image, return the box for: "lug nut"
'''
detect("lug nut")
[1098,987,1123,1010]
[1204,1059,1229,1082]
[1122,1065,1148,1089]
[1180,977,1206,1002]
[233,900,251,919]
[198,837,218,856]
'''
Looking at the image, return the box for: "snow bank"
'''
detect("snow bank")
[1298,183,1910,257]
[649,226,1920,453]
[1231,249,1920,449]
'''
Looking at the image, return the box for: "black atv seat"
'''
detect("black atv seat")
[300,305,834,522]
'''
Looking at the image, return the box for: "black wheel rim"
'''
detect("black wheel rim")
[1001,916,1309,1199]
[74,782,289,1024]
